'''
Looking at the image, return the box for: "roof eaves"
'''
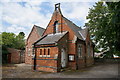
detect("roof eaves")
[33,34,47,45]
[57,31,68,43]
[26,26,35,43]
[78,31,86,40]
[63,17,84,41]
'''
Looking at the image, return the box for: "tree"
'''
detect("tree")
[19,32,25,37]
[106,2,120,56]
[1,32,25,49]
[2,32,16,48]
[15,32,25,49]
[1,32,16,63]
[1,32,25,63]
[86,2,120,57]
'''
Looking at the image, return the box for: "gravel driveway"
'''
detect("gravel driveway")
[2,62,119,78]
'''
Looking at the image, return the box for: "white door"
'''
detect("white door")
[61,48,67,68]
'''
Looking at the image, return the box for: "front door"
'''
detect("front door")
[61,48,67,68]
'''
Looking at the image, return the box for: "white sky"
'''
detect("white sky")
[1,0,100,38]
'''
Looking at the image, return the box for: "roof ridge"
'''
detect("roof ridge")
[34,25,45,30]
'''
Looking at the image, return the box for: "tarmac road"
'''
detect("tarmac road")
[2,62,119,78]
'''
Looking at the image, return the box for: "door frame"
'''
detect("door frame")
[61,48,67,68]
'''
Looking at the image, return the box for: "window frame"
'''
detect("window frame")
[68,54,75,62]
[78,44,82,58]
[40,49,42,55]
[53,21,59,33]
[48,48,50,55]
[28,48,31,56]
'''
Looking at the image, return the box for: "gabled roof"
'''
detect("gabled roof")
[63,17,85,41]
[35,3,89,43]
[35,31,68,45]
[79,28,89,40]
[26,25,45,42]
[35,25,45,36]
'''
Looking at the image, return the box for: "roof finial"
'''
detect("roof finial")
[55,3,60,11]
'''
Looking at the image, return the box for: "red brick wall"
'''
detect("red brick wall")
[25,26,41,64]
[76,40,86,69]
[42,11,78,69]
[33,33,69,72]
[57,33,68,69]
[34,46,59,72]
[85,32,94,66]
[11,51,20,63]
[7,48,21,64]
[76,31,94,69]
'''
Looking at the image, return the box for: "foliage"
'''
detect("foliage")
[2,32,16,48]
[1,32,25,63]
[106,2,120,55]
[2,45,9,63]
[15,32,25,49]
[86,2,120,57]
[1,32,25,49]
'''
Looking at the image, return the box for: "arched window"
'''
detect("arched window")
[54,21,59,33]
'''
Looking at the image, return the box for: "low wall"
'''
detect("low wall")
[94,58,120,63]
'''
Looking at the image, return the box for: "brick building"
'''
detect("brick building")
[7,48,25,63]
[25,25,45,64]
[32,3,94,72]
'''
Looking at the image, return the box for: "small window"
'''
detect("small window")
[69,54,75,61]
[28,48,31,56]
[44,49,46,55]
[40,49,42,55]
[32,47,35,55]
[48,48,50,55]
[78,44,82,57]
[53,21,59,33]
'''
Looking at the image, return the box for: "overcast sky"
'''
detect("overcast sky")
[0,0,100,38]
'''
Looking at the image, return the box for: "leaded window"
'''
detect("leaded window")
[78,44,82,57]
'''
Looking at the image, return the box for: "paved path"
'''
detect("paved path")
[2,63,119,78]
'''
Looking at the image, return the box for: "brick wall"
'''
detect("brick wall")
[25,26,41,64]
[85,31,94,66]
[7,48,24,64]
[10,49,20,63]
[42,11,78,69]
[33,46,59,72]
[33,33,69,72]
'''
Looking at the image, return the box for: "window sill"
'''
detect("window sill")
[39,55,50,58]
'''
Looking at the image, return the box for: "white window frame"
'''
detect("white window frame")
[55,22,59,33]
[39,48,51,58]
